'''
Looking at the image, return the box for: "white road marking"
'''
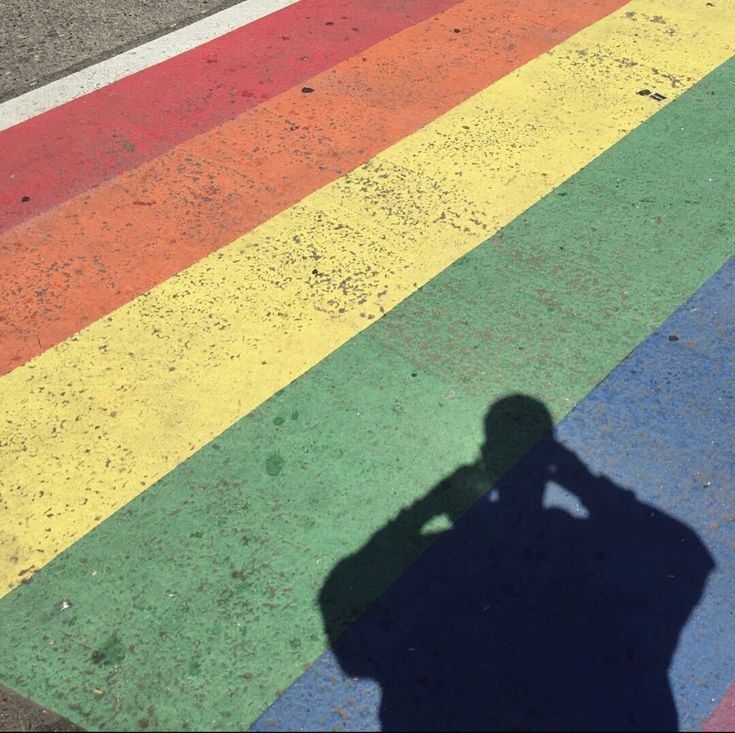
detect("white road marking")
[0,0,299,131]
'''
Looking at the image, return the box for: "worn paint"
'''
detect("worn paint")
[0,56,732,730]
[1,2,733,599]
[0,0,463,230]
[0,0,300,130]
[0,0,630,374]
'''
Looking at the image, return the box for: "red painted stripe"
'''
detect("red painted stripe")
[0,0,629,377]
[0,0,460,232]
[703,681,735,732]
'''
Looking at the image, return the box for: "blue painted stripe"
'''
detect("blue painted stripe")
[253,257,735,731]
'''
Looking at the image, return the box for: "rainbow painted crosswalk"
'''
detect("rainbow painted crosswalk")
[0,0,733,729]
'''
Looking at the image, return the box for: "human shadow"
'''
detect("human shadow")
[320,395,715,731]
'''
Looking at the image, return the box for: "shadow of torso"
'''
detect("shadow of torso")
[321,440,714,731]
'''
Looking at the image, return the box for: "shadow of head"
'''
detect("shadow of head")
[479,394,555,515]
[482,393,553,468]
[395,394,558,536]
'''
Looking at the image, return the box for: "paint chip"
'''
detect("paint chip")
[638,89,667,101]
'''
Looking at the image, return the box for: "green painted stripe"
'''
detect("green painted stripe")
[1,58,733,731]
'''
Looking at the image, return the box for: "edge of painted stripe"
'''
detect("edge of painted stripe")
[2,0,733,597]
[252,256,735,732]
[0,0,299,131]
[703,680,735,732]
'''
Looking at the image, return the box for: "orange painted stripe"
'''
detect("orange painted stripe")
[0,0,627,376]
[0,0,462,231]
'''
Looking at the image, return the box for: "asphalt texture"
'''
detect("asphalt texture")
[0,684,80,733]
[0,0,252,101]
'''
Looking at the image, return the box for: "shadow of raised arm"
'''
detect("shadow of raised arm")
[319,461,488,674]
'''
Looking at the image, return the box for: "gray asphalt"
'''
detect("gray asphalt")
[0,683,81,733]
[0,0,252,101]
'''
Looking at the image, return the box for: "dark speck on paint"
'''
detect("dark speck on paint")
[21,195,31,202]
[302,87,315,94]
[668,335,679,342]
[266,452,285,476]
[91,634,126,666]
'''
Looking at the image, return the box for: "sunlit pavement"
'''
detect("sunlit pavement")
[0,1,733,730]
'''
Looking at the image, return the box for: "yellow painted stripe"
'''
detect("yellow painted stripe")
[2,0,733,595]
